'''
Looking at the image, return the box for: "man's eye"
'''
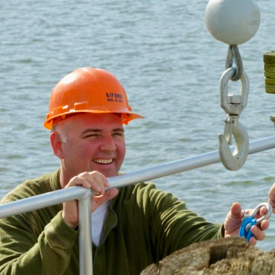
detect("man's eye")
[84,134,99,138]
[113,132,124,137]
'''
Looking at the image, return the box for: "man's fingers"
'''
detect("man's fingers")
[249,237,257,245]
[66,171,109,194]
[251,224,266,241]
[259,206,267,216]
[260,219,269,231]
[66,176,91,189]
[94,188,118,201]
[230,202,242,218]
[92,188,118,211]
[88,172,108,187]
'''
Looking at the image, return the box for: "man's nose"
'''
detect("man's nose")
[100,134,116,151]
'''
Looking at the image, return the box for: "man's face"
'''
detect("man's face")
[56,113,126,179]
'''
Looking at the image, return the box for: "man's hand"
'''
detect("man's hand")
[62,171,118,228]
[224,202,269,245]
[268,183,275,214]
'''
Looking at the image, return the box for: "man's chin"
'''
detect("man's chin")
[93,167,118,178]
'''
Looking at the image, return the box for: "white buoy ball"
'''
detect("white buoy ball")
[205,0,261,45]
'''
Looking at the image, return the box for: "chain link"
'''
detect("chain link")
[225,45,243,81]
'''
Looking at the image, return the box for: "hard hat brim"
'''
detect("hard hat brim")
[44,110,144,130]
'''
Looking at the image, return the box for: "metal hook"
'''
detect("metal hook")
[218,67,249,171]
[242,202,272,226]
[218,115,249,171]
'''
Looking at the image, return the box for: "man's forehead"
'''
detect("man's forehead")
[67,113,123,124]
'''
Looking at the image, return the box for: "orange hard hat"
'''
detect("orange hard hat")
[44,67,143,130]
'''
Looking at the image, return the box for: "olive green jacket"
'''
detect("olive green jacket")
[0,170,223,275]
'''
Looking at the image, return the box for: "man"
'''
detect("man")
[0,67,269,275]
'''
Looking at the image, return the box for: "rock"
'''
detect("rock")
[140,237,275,275]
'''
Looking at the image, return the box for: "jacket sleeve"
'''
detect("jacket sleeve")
[0,211,78,275]
[143,183,224,261]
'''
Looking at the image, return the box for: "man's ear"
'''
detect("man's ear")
[50,131,64,159]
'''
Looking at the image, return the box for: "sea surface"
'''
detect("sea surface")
[1,0,275,251]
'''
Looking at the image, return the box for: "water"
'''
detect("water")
[1,0,275,251]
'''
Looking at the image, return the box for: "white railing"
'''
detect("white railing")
[1,135,275,275]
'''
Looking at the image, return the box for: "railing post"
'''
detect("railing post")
[78,190,93,275]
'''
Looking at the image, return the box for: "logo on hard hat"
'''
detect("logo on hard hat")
[106,92,124,103]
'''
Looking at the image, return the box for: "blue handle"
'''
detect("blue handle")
[240,217,257,242]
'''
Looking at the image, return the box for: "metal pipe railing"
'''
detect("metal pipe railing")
[0,187,94,275]
[78,191,93,275]
[0,186,89,218]
[1,135,275,274]
[107,135,275,188]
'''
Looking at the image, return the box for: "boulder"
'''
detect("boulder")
[140,237,275,275]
